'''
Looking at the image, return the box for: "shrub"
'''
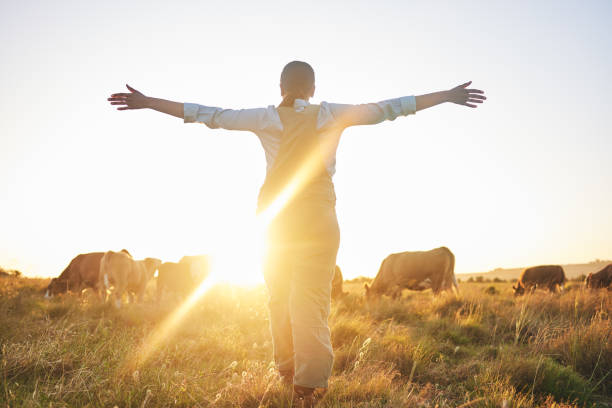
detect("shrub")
[541,318,612,394]
[499,352,590,403]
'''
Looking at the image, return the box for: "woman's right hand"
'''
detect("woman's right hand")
[107,84,149,110]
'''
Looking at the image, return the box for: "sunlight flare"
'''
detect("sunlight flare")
[127,277,216,368]
[124,134,337,368]
[257,132,338,225]
[207,220,267,286]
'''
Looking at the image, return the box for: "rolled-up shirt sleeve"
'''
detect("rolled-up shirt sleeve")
[183,103,274,132]
[325,95,416,128]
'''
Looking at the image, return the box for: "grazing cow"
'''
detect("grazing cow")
[45,252,105,298]
[585,264,612,290]
[513,265,566,296]
[179,255,210,285]
[45,249,132,299]
[100,250,161,308]
[157,261,195,300]
[364,247,457,299]
[331,265,346,300]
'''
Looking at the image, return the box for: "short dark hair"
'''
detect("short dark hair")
[279,61,315,107]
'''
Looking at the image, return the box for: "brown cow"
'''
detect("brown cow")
[179,255,210,285]
[364,247,457,299]
[513,265,566,296]
[331,265,346,300]
[45,252,105,298]
[100,250,161,308]
[585,264,612,290]
[45,249,132,299]
[157,261,195,300]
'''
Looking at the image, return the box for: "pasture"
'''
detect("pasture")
[1,276,610,407]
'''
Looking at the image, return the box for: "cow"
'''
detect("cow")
[45,252,105,298]
[99,250,161,308]
[585,264,612,290]
[179,255,210,285]
[45,249,132,299]
[513,265,566,296]
[364,247,457,299]
[157,261,195,300]
[331,265,346,300]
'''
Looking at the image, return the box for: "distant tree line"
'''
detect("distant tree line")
[0,266,21,277]
[458,276,508,283]
[459,275,587,283]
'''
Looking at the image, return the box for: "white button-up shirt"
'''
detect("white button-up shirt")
[184,96,416,176]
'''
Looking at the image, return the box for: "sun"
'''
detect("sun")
[206,217,267,286]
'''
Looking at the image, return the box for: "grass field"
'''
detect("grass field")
[1,275,610,407]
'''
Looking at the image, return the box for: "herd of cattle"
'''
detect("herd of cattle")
[44,250,210,308]
[44,247,612,307]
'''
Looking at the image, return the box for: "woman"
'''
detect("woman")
[108,61,486,406]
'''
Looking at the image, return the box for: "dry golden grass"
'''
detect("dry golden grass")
[0,275,610,407]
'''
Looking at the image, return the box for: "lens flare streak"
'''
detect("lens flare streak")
[125,133,336,368]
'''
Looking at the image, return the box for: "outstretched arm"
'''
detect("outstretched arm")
[329,81,486,128]
[108,85,270,132]
[415,81,486,111]
[107,85,183,119]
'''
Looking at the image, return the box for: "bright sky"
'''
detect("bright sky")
[1,0,611,280]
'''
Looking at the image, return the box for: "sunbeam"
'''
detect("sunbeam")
[125,276,217,369]
[122,112,338,370]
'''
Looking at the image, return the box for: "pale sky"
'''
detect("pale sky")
[1,0,611,280]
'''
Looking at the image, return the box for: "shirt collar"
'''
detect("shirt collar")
[294,98,310,112]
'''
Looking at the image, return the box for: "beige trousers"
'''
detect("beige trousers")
[263,200,340,388]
